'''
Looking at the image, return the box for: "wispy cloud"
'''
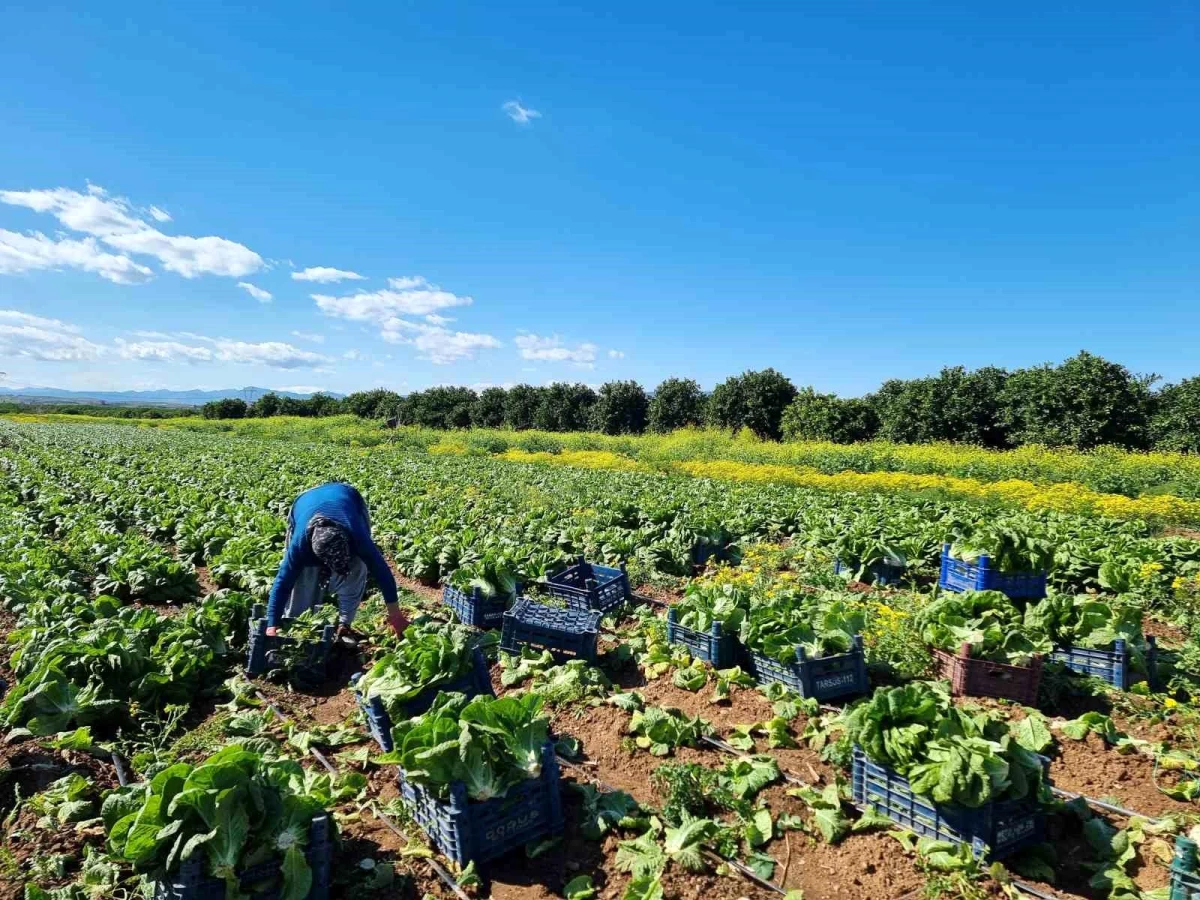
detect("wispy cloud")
[237,282,273,303]
[0,309,104,361]
[313,275,500,364]
[147,206,172,223]
[0,229,154,284]
[608,349,625,359]
[515,333,598,367]
[0,185,262,279]
[115,333,332,369]
[290,330,325,344]
[503,100,541,125]
[291,266,365,283]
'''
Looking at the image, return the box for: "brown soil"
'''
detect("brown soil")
[1143,617,1189,648]
[1049,732,1194,819]
[636,679,776,734]
[631,583,683,606]
[194,564,220,595]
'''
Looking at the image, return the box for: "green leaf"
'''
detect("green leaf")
[281,844,313,900]
[564,875,597,900]
[1012,713,1054,753]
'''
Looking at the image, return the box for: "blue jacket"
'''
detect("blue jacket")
[266,482,398,624]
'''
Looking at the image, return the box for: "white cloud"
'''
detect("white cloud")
[0,185,263,279]
[503,100,541,124]
[147,206,172,223]
[312,275,499,363]
[291,266,365,283]
[237,281,273,303]
[114,338,214,363]
[608,349,625,359]
[515,333,598,367]
[0,309,104,361]
[342,349,362,360]
[290,330,325,344]
[0,228,154,284]
[213,339,331,369]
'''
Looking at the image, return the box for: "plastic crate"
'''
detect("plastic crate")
[1172,836,1200,900]
[851,749,1043,859]
[1050,637,1158,691]
[246,607,333,687]
[933,643,1043,706]
[665,607,740,668]
[938,544,1047,600]
[747,635,869,701]
[500,598,601,663]
[153,813,332,900]
[442,584,512,629]
[545,558,629,614]
[834,558,905,586]
[352,647,495,752]
[398,742,564,867]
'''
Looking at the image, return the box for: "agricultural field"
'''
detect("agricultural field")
[2,420,1199,900]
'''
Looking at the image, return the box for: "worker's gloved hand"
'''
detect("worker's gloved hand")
[387,604,409,638]
[265,626,278,637]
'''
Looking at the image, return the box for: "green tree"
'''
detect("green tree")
[647,378,706,433]
[590,381,649,435]
[870,366,1009,446]
[781,388,878,443]
[535,383,597,432]
[397,387,477,429]
[503,384,543,430]
[1152,377,1200,452]
[200,398,248,420]
[305,392,344,418]
[706,368,797,440]
[471,387,508,428]
[248,392,282,418]
[343,388,401,419]
[1000,351,1155,449]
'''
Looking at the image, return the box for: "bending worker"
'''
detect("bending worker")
[265,481,408,642]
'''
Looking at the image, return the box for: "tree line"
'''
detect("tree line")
[200,351,1200,452]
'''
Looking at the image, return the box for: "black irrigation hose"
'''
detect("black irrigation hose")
[554,753,788,897]
[1048,786,1161,824]
[110,751,129,787]
[1011,880,1063,900]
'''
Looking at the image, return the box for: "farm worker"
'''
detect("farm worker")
[265,482,408,643]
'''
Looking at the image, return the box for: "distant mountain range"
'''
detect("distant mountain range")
[0,386,340,407]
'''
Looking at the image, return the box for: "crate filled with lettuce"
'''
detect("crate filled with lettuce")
[380,692,563,867]
[846,682,1051,859]
[104,744,335,900]
[940,526,1052,600]
[352,619,495,752]
[1027,593,1158,690]
[245,605,334,689]
[441,550,522,628]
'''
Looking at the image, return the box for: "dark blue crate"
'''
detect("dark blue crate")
[153,814,332,900]
[834,558,905,586]
[246,610,333,685]
[938,544,1047,600]
[851,749,1043,860]
[1171,837,1200,900]
[1050,637,1158,691]
[747,635,869,701]
[442,584,512,629]
[398,742,564,867]
[353,647,495,752]
[500,598,601,663]
[665,607,740,668]
[545,557,629,614]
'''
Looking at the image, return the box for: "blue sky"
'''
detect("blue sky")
[1,1,1197,396]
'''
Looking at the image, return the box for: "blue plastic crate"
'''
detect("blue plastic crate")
[1172,837,1200,900]
[938,544,1047,600]
[398,742,564,867]
[747,635,869,701]
[246,610,333,686]
[153,814,332,900]
[545,557,629,614]
[665,607,740,668]
[851,748,1043,859]
[1050,637,1158,691]
[353,647,495,752]
[442,584,512,629]
[500,598,601,663]
[834,558,905,586]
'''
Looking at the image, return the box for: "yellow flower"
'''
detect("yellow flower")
[1165,697,1179,709]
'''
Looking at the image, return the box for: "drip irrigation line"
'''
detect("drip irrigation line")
[369,801,473,900]
[1011,880,1062,900]
[1048,787,1160,824]
[554,754,787,897]
[111,751,129,787]
[249,684,468,900]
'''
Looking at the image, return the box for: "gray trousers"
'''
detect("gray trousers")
[283,557,368,625]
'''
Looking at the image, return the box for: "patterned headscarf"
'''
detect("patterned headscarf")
[309,517,352,576]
